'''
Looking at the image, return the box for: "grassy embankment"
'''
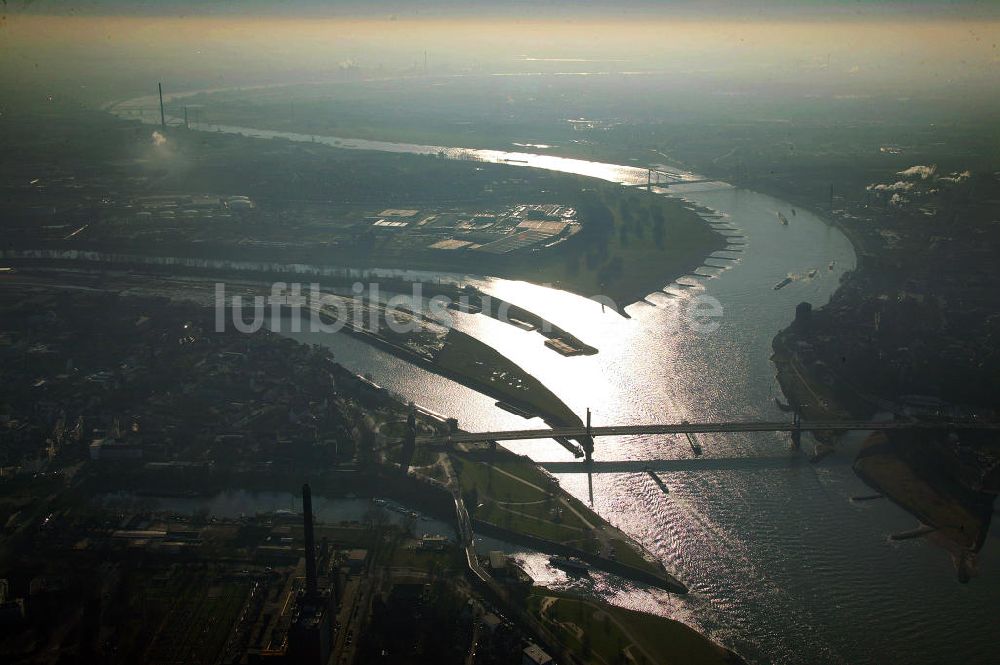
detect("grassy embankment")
[434,328,580,426]
[506,185,725,308]
[450,448,663,578]
[527,590,745,665]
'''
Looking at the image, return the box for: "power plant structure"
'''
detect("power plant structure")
[158,82,166,129]
[286,483,335,665]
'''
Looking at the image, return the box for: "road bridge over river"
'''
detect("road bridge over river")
[418,417,1000,463]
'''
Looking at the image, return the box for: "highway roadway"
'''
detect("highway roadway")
[417,419,1000,447]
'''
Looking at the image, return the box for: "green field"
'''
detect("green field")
[511,186,725,307]
[455,453,590,544]
[452,450,666,579]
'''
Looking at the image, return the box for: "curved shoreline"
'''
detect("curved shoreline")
[97,91,852,660]
[1,251,595,452]
[759,183,998,576]
[106,88,726,309]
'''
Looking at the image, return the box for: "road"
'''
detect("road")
[419,419,1000,447]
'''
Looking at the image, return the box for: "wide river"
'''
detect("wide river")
[112,95,1000,664]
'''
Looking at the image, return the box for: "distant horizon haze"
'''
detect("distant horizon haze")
[2,12,997,108]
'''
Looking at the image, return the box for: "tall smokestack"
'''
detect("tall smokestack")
[302,483,318,596]
[158,82,166,129]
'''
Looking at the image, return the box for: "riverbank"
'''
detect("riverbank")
[473,290,599,354]
[336,313,595,456]
[3,270,679,591]
[765,193,998,576]
[853,432,994,581]
[0,259,596,453]
[92,96,728,310]
[770,323,869,440]
[447,447,685,592]
[307,298,593,455]
[528,589,745,665]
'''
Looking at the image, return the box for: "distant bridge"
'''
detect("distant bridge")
[417,418,1000,461]
[639,168,717,188]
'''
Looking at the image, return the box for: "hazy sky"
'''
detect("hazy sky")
[2,1,997,109]
[7,0,1000,19]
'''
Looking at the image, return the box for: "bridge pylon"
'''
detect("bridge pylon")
[791,410,802,450]
[584,407,594,463]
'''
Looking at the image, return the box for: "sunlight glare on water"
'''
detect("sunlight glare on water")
[111,92,1000,665]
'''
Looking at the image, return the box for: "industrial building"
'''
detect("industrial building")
[285,484,336,665]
